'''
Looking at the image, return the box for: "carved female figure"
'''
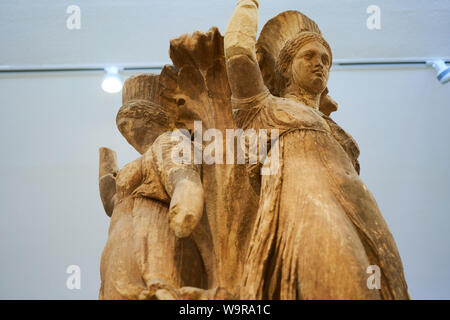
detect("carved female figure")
[98,75,207,299]
[225,0,409,299]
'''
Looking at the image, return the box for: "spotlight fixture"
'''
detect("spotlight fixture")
[101,66,123,93]
[427,59,450,84]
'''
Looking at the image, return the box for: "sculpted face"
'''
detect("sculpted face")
[291,41,331,95]
[117,117,167,154]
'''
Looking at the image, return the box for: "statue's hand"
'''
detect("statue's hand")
[168,179,204,238]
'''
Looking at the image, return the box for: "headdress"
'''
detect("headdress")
[116,74,173,154]
[256,11,337,115]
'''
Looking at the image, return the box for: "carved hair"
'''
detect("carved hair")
[274,32,332,96]
[116,99,176,155]
[116,100,172,129]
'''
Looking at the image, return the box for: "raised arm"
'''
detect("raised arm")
[224,0,266,100]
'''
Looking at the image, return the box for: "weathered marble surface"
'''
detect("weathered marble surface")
[98,0,409,300]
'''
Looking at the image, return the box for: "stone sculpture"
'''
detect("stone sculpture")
[98,0,409,299]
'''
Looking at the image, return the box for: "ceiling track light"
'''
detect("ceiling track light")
[427,59,450,84]
[101,66,123,93]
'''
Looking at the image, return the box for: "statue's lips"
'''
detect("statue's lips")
[312,70,324,78]
[311,72,325,81]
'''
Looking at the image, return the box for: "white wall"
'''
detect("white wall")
[1,0,449,65]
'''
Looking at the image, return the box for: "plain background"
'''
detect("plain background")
[0,0,449,299]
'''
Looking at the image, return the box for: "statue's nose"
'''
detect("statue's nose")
[313,57,324,68]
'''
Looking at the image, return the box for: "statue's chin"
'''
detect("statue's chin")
[308,77,327,95]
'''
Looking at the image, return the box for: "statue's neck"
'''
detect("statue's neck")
[283,87,321,109]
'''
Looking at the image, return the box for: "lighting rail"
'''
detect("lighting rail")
[1,58,449,73]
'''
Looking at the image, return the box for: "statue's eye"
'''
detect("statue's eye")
[322,54,330,66]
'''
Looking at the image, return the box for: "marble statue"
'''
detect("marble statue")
[98,0,409,300]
